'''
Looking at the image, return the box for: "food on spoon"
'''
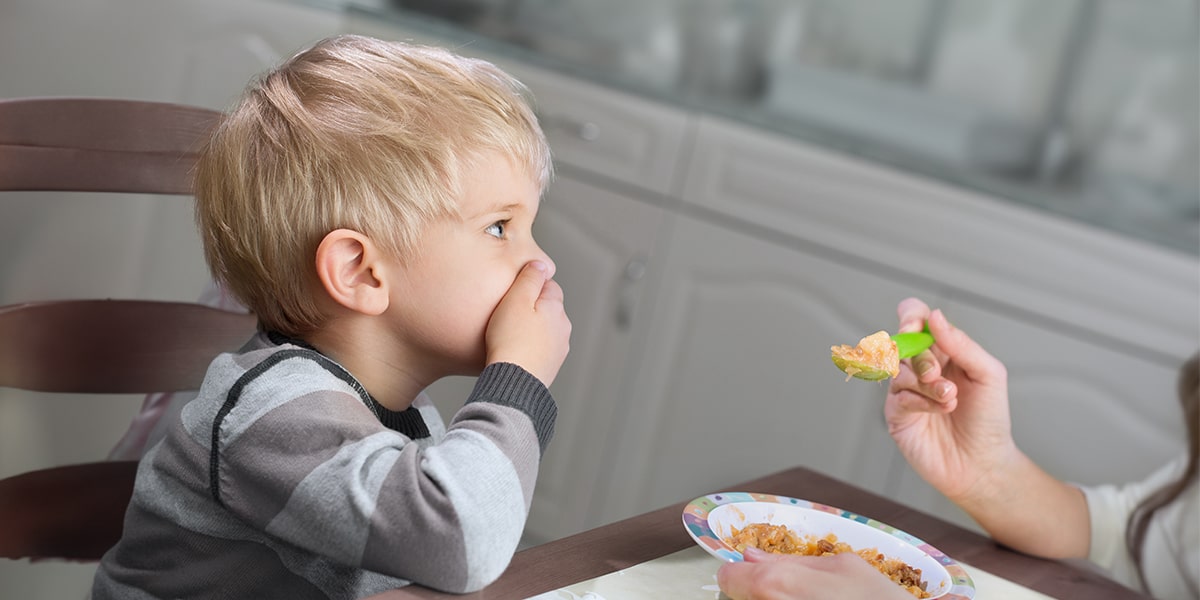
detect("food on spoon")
[726,523,930,598]
[831,330,900,381]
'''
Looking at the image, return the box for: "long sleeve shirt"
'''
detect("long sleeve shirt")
[93,332,556,599]
[1082,454,1198,599]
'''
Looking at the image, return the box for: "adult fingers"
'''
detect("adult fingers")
[896,297,932,334]
[744,547,789,563]
[927,309,1006,385]
[909,348,943,384]
[718,557,807,600]
[890,364,957,411]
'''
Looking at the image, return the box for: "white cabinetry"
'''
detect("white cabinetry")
[595,213,949,526]
[345,15,1197,539]
[521,176,670,545]
[656,116,1196,531]
[511,66,691,545]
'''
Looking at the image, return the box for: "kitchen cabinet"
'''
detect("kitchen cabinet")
[506,65,690,545]
[657,116,1195,531]
[519,176,670,545]
[592,213,949,526]
[346,13,1197,539]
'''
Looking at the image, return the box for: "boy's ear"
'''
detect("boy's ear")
[314,229,389,316]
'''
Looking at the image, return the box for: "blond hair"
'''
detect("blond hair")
[194,34,551,336]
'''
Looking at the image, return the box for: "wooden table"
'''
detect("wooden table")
[369,466,1147,599]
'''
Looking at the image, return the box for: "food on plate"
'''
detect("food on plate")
[831,330,900,381]
[726,523,930,598]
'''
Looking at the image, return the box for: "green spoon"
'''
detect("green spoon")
[831,327,935,381]
[894,328,935,360]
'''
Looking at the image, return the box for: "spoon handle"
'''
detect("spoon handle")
[892,328,934,359]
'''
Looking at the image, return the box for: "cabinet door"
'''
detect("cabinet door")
[595,214,950,526]
[684,117,1199,364]
[524,175,669,544]
[948,300,1186,485]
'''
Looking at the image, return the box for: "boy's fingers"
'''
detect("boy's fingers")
[538,277,564,305]
[507,261,551,305]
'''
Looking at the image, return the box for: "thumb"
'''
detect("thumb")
[716,561,756,600]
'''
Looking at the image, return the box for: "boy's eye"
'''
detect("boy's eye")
[485,220,507,239]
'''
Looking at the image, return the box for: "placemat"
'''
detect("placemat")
[526,545,1055,600]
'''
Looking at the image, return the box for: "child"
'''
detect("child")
[92,34,570,599]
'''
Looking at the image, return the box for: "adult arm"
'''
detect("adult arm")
[885,298,1090,559]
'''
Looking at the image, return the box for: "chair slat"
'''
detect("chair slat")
[0,300,256,393]
[0,145,202,194]
[0,461,138,560]
[0,97,242,561]
[0,97,220,154]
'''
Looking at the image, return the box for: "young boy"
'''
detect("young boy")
[92,34,570,599]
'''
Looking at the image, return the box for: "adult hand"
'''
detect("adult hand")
[717,548,913,600]
[485,260,571,387]
[885,297,1015,504]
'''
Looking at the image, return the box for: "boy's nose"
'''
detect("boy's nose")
[532,244,556,279]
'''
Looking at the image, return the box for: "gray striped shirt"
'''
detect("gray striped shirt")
[93,333,556,599]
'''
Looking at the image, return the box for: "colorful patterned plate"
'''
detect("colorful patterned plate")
[682,492,975,599]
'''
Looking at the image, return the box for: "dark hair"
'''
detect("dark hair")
[1127,352,1199,586]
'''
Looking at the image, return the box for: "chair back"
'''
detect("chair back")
[0,97,257,560]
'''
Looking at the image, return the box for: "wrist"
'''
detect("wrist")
[947,440,1027,511]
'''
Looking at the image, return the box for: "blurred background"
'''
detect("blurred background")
[1,0,1197,597]
[374,0,1200,255]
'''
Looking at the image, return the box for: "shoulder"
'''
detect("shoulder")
[195,334,377,441]
[212,332,364,398]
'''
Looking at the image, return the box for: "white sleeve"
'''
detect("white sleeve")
[1078,454,1190,593]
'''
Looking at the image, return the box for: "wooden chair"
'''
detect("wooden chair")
[0,97,258,561]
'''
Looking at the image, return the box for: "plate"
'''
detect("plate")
[682,492,975,599]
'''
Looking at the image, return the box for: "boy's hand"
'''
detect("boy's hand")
[485,261,571,387]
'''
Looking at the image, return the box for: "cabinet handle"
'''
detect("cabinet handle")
[615,257,647,330]
[539,112,601,142]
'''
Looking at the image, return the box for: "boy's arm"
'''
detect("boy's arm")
[216,362,555,594]
[361,362,555,591]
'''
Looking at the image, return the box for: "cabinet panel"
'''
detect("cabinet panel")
[596,214,950,525]
[683,117,1199,363]
[946,299,1184,485]
[511,65,693,197]
[525,176,668,543]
